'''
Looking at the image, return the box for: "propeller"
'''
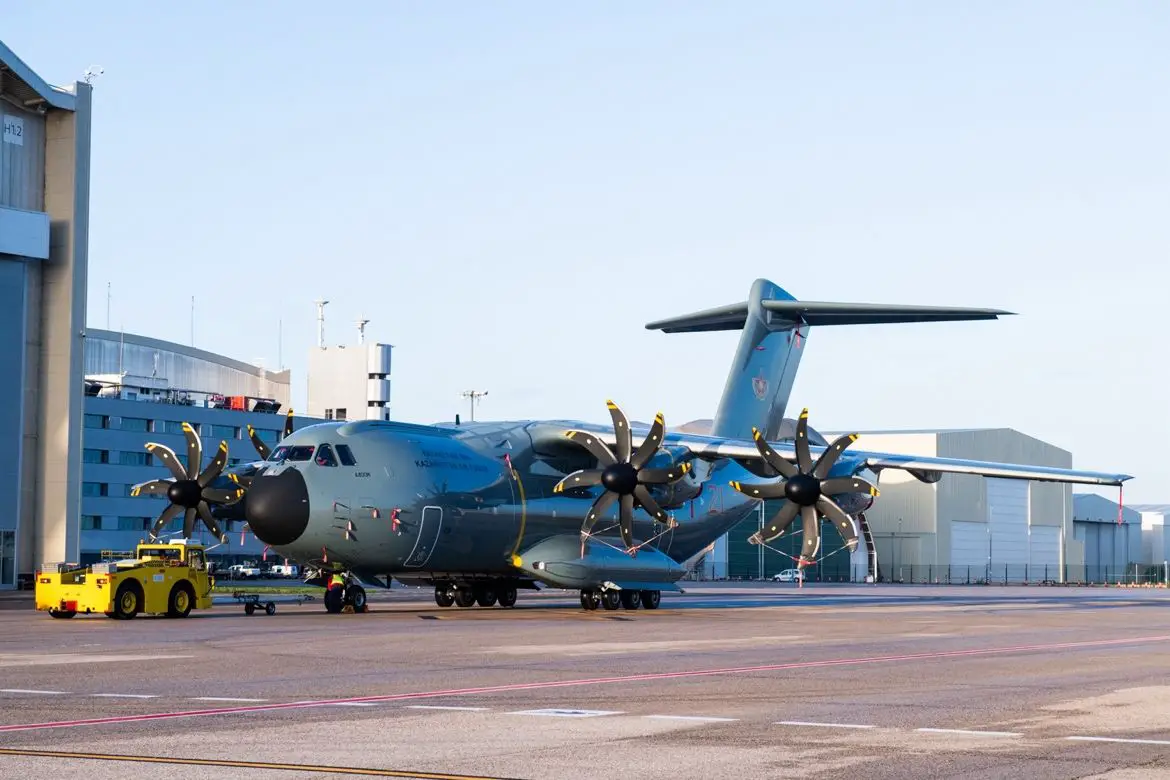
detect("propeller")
[729,408,879,565]
[554,400,692,553]
[129,421,244,541]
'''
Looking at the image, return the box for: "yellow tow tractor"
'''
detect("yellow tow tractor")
[35,539,214,619]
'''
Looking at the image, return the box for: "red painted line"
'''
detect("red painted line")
[1,634,1166,734]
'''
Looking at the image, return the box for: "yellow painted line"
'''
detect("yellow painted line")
[0,747,518,779]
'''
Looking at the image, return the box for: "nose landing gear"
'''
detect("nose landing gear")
[312,569,368,614]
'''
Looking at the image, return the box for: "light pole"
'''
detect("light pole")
[757,501,765,579]
[460,390,488,422]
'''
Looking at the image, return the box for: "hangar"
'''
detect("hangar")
[713,427,1086,584]
[0,41,92,588]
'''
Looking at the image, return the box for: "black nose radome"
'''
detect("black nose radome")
[245,467,310,546]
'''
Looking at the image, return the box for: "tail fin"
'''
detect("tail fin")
[645,279,1012,442]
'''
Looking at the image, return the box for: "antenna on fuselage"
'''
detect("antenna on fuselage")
[314,299,329,349]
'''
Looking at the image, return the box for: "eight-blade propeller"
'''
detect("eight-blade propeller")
[729,408,878,565]
[555,401,692,553]
[129,422,244,541]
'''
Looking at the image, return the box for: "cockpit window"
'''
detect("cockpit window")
[315,444,338,467]
[268,445,315,463]
[336,444,357,466]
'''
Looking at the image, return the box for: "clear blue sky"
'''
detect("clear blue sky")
[5,2,1167,500]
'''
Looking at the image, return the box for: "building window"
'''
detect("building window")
[117,516,149,532]
[81,482,108,497]
[163,420,192,435]
[83,449,109,464]
[204,424,238,439]
[120,417,151,432]
[336,444,357,466]
[119,451,152,467]
[335,408,347,421]
[325,409,334,420]
[84,414,108,429]
[81,515,102,530]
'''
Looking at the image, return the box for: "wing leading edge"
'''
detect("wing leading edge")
[553,422,1132,487]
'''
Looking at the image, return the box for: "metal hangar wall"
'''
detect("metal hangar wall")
[0,41,92,587]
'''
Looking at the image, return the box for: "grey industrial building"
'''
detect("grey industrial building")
[0,42,92,588]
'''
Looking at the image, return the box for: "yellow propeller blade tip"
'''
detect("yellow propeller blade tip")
[800,408,809,417]
[510,554,523,568]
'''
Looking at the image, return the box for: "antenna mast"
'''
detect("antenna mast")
[460,390,488,422]
[314,299,329,349]
[357,315,370,345]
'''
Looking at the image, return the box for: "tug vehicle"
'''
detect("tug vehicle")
[35,540,214,619]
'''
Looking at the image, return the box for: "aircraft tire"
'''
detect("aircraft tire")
[619,590,641,609]
[579,589,600,610]
[600,590,621,611]
[434,585,455,607]
[496,585,518,608]
[639,590,661,609]
[324,585,345,613]
[348,585,368,613]
[453,587,476,608]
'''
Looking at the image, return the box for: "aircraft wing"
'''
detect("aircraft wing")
[548,422,1132,487]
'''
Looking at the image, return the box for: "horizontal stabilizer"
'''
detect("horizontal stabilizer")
[646,300,1013,333]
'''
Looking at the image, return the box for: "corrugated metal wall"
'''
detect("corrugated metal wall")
[0,104,45,211]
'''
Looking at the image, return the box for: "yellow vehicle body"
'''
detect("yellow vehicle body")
[35,540,215,619]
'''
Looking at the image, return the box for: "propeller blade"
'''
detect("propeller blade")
[282,409,295,439]
[202,486,246,505]
[130,479,171,498]
[607,400,632,463]
[817,496,859,552]
[197,502,228,542]
[798,504,821,561]
[565,431,616,467]
[581,490,618,535]
[748,501,800,545]
[182,507,197,538]
[198,441,229,487]
[751,428,798,479]
[638,461,692,485]
[795,408,812,473]
[618,493,635,550]
[553,468,604,494]
[145,442,186,481]
[180,422,203,480]
[729,479,788,500]
[820,477,879,497]
[812,433,861,479]
[150,503,182,538]
[629,412,665,469]
[633,484,673,525]
[246,424,270,460]
[229,473,254,489]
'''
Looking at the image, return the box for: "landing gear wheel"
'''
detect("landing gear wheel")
[167,584,193,618]
[497,585,518,608]
[619,590,641,609]
[580,589,600,611]
[347,585,368,613]
[112,583,140,620]
[48,609,75,619]
[600,590,621,611]
[453,587,476,608]
[434,585,455,607]
[474,586,497,607]
[324,585,345,613]
[639,590,661,609]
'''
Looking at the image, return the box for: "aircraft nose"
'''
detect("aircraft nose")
[245,467,311,546]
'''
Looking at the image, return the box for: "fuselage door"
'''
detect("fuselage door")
[404,506,443,568]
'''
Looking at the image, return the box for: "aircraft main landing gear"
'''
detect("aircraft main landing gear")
[579,588,660,611]
[434,581,519,609]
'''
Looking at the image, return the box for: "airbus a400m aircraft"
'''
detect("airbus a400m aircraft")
[131,279,1132,613]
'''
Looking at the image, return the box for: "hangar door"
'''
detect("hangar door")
[1028,525,1061,581]
[987,479,1029,582]
[951,521,988,576]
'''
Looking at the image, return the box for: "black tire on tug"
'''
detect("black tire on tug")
[324,585,345,613]
[348,585,368,613]
[496,585,518,608]
[167,583,194,618]
[639,590,661,609]
[113,582,140,620]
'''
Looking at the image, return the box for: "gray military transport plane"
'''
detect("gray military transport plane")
[131,279,1132,613]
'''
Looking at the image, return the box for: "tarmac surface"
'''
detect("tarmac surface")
[3,582,1170,779]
